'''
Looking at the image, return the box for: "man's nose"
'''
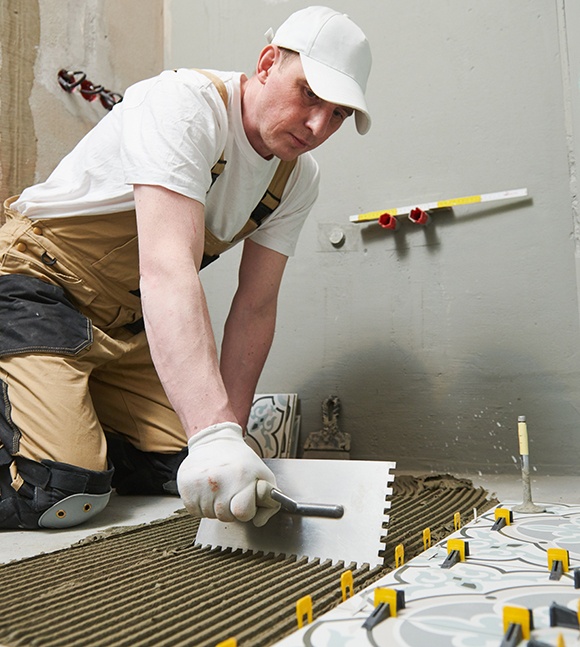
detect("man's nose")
[306,105,334,138]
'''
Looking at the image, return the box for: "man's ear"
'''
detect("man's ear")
[255,45,278,84]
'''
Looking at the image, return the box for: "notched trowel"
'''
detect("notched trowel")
[195,459,396,568]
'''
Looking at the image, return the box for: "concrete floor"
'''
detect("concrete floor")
[0,493,183,565]
[1,471,577,566]
[460,472,579,506]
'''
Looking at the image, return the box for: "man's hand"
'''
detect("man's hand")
[177,422,281,527]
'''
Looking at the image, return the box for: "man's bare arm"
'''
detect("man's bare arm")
[133,184,280,525]
[133,184,236,437]
[220,239,288,429]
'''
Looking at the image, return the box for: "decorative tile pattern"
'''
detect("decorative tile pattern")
[246,393,299,458]
[274,502,580,646]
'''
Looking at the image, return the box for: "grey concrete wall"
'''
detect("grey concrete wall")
[168,0,580,476]
[0,0,164,208]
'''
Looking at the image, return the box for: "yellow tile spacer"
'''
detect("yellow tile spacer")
[422,527,431,551]
[547,548,570,573]
[296,594,313,629]
[341,570,354,602]
[216,639,237,647]
[494,508,512,525]
[502,605,533,640]
[374,588,399,617]
[454,512,461,530]
[447,539,467,562]
[395,543,405,567]
[557,633,566,647]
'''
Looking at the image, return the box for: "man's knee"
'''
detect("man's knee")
[106,434,187,496]
[0,456,113,530]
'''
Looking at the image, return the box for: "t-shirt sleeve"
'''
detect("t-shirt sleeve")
[249,153,320,257]
[119,70,227,204]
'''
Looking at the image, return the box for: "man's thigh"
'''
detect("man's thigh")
[0,344,109,472]
[89,331,187,454]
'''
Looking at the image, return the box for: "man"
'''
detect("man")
[0,6,372,529]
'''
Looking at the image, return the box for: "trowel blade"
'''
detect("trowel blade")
[195,459,396,568]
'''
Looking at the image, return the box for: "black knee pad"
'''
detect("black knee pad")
[0,457,113,530]
[106,434,187,496]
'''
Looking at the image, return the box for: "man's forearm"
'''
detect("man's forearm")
[141,267,237,437]
[219,239,288,429]
[220,297,277,429]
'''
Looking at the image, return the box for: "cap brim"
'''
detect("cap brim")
[300,54,371,135]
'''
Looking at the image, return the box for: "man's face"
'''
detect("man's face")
[248,49,353,161]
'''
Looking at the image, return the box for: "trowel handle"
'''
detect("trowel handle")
[269,487,344,519]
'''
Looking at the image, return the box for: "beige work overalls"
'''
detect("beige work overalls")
[0,153,295,504]
[0,197,186,475]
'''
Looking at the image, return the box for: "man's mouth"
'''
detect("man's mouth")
[290,134,310,148]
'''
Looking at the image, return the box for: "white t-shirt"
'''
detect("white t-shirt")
[13,69,320,258]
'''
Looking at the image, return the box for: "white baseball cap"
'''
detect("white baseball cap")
[266,6,372,135]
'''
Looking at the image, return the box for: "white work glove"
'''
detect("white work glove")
[177,422,281,527]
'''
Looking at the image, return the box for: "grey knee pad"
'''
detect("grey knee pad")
[0,457,113,530]
[38,491,112,528]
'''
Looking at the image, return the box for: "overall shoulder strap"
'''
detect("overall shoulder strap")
[250,159,297,226]
[192,68,228,108]
[201,158,298,269]
[192,69,228,185]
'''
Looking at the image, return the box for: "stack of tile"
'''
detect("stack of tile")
[246,393,300,459]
